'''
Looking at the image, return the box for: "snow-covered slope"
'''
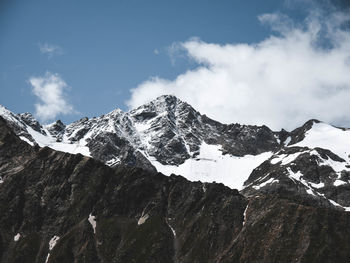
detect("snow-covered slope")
[293,122,350,161]
[27,126,91,156]
[149,142,272,190]
[0,105,90,156]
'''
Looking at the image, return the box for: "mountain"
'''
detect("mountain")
[0,96,280,187]
[1,116,350,263]
[1,95,350,212]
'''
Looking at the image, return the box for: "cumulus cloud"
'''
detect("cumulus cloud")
[127,9,350,130]
[29,72,75,122]
[38,43,63,58]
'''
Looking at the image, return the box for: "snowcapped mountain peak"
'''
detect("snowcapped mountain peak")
[0,105,45,140]
[0,104,7,113]
[129,95,197,120]
[20,112,45,133]
[105,107,125,118]
[146,94,183,107]
[45,120,66,142]
[293,121,350,161]
[0,104,20,126]
[283,119,321,146]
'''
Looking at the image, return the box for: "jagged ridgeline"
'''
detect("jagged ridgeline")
[1,95,350,262]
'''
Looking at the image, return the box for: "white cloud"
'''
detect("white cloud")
[127,9,350,130]
[38,43,63,58]
[29,72,75,122]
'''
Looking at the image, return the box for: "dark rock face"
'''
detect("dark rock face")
[2,117,350,262]
[45,120,65,142]
[242,146,350,209]
[130,96,280,163]
[288,119,321,145]
[220,195,350,263]
[0,106,46,143]
[86,132,156,172]
[0,117,246,262]
[19,112,45,134]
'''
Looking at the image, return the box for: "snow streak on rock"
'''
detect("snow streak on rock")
[14,233,21,242]
[88,213,97,234]
[45,236,60,263]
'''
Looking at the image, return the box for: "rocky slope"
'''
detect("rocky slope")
[243,121,350,211]
[0,116,246,263]
[1,96,350,211]
[1,117,350,262]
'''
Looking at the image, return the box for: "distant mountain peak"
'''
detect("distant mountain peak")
[131,94,192,114]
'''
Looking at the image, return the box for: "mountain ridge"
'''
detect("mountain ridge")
[1,95,350,212]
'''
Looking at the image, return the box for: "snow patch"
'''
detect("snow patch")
[45,236,60,263]
[19,136,34,146]
[309,182,324,189]
[287,168,350,209]
[88,213,97,234]
[270,151,304,165]
[134,121,152,133]
[166,219,176,236]
[14,233,21,241]
[137,214,149,225]
[274,135,280,144]
[150,142,272,190]
[288,168,303,182]
[306,189,315,196]
[49,236,59,250]
[252,178,279,190]
[334,180,347,186]
[284,136,291,146]
[310,150,350,173]
[271,148,350,178]
[0,177,3,184]
[243,204,249,226]
[27,126,91,157]
[328,199,350,211]
[105,156,121,167]
[287,168,316,196]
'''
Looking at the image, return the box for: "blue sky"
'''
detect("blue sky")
[1,0,350,129]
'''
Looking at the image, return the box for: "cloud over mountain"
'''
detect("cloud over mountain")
[128,9,350,130]
[29,72,75,122]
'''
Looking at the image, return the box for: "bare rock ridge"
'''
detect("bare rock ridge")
[1,117,350,262]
